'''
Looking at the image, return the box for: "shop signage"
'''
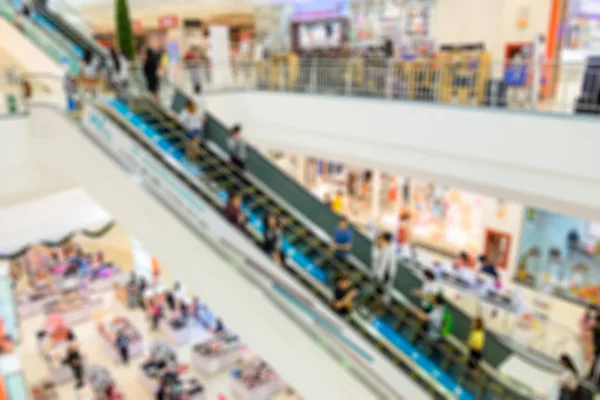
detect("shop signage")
[158,15,179,29]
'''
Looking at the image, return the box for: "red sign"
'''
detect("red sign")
[158,15,179,29]
[132,19,143,33]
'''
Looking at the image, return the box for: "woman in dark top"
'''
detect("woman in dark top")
[142,37,163,100]
[332,274,357,316]
[262,214,282,265]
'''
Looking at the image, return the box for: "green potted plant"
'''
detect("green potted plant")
[115,0,135,60]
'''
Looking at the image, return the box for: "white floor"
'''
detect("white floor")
[17,290,234,400]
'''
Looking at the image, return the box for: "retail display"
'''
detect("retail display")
[30,380,58,400]
[516,208,600,305]
[97,316,144,363]
[192,333,243,376]
[230,356,284,400]
[36,324,82,383]
[43,291,100,326]
[139,339,205,399]
[87,364,124,399]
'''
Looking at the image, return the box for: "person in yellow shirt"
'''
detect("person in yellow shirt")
[467,317,485,370]
[331,190,344,214]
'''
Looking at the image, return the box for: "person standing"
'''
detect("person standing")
[108,47,129,102]
[178,100,204,141]
[262,214,282,266]
[141,36,163,100]
[332,217,353,262]
[62,342,84,389]
[115,329,129,364]
[372,232,396,299]
[148,299,161,331]
[467,318,485,370]
[227,125,247,170]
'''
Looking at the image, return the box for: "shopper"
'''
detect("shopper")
[552,355,579,400]
[108,47,129,101]
[178,100,204,141]
[115,329,130,364]
[81,49,100,96]
[148,299,162,331]
[227,125,247,170]
[224,192,246,230]
[332,274,358,316]
[331,190,344,214]
[421,293,446,343]
[141,36,163,100]
[62,342,85,389]
[413,269,441,311]
[467,318,485,370]
[478,254,499,280]
[262,214,282,266]
[372,232,396,298]
[588,314,600,382]
[332,217,353,262]
[580,306,596,366]
[138,277,148,309]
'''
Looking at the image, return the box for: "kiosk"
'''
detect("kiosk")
[191,333,243,376]
[97,316,145,363]
[230,356,285,400]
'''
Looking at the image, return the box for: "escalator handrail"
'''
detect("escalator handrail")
[0,1,79,74]
[33,0,107,61]
[139,78,543,398]
[97,97,458,400]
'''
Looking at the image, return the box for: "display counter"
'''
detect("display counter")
[230,357,284,400]
[160,317,190,345]
[37,336,83,384]
[16,290,57,319]
[30,380,58,400]
[139,362,205,399]
[97,316,144,363]
[87,364,124,400]
[91,270,122,293]
[191,333,243,376]
[43,292,101,326]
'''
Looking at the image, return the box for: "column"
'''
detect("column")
[372,170,381,222]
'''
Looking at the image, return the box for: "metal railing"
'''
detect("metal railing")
[171,57,600,117]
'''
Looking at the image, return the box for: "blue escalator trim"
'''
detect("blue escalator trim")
[31,12,84,57]
[273,283,373,362]
[106,99,329,285]
[371,317,474,400]
[104,99,472,392]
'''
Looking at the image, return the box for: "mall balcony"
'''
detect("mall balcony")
[1,0,600,399]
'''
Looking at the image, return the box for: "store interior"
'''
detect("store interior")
[268,150,600,308]
[0,208,302,399]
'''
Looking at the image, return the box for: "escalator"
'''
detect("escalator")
[96,91,537,400]
[6,7,545,396]
[31,0,105,61]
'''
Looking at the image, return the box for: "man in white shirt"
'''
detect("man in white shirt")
[372,232,396,301]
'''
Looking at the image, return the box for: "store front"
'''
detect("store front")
[515,207,600,305]
[268,151,524,278]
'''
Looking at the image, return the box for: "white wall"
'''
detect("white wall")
[205,92,600,222]
[0,116,74,209]
[434,0,552,60]
[0,19,64,77]
[27,105,382,400]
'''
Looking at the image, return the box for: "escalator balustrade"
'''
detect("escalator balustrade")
[99,95,533,400]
